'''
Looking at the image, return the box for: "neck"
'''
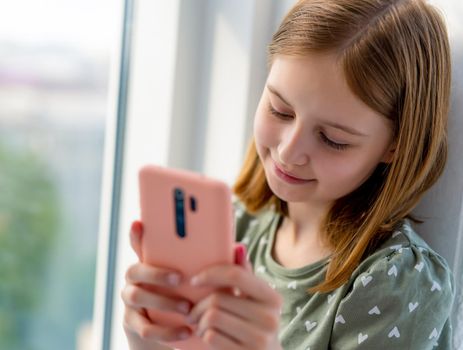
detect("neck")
[283,201,332,247]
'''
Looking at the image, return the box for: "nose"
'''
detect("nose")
[277,123,310,166]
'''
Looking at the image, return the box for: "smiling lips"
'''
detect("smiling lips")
[273,162,314,184]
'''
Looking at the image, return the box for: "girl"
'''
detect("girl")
[122,0,455,349]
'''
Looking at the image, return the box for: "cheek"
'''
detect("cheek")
[322,154,381,191]
[253,106,278,148]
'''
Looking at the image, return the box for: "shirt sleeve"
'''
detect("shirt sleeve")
[330,245,455,350]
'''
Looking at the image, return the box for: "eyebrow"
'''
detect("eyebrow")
[323,121,367,137]
[267,84,293,108]
[266,84,367,137]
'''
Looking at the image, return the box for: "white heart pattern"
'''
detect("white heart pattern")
[429,328,438,339]
[408,302,419,312]
[388,265,398,277]
[296,306,303,314]
[256,266,266,274]
[388,326,400,338]
[361,275,373,287]
[305,321,317,332]
[259,237,267,245]
[431,281,442,292]
[288,281,297,289]
[358,333,368,344]
[414,262,424,272]
[335,315,346,324]
[368,306,381,315]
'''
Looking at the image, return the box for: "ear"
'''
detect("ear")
[381,142,396,164]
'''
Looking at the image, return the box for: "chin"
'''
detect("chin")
[266,176,311,203]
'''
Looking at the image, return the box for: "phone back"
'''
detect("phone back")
[138,165,234,349]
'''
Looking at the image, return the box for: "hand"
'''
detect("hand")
[121,221,193,347]
[186,245,284,350]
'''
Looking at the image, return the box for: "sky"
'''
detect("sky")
[0,0,120,53]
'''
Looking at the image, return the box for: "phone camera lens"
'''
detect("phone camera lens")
[190,196,197,212]
[173,187,187,238]
[175,188,183,198]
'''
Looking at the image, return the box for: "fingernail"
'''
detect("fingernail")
[196,327,204,337]
[177,301,190,314]
[232,287,242,297]
[131,221,143,234]
[190,276,202,286]
[186,315,196,324]
[235,244,247,265]
[167,273,181,286]
[178,329,190,340]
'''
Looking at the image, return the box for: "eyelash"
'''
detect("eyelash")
[268,104,349,151]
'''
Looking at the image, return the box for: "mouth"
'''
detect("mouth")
[273,162,314,185]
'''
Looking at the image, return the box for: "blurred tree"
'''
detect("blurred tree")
[0,143,59,349]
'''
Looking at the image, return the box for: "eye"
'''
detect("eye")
[319,132,349,151]
[268,104,294,120]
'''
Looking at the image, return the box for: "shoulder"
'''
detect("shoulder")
[349,219,455,297]
[331,220,455,348]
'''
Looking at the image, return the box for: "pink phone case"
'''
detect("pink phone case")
[138,165,235,349]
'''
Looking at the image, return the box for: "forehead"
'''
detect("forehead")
[267,54,351,111]
[266,54,391,132]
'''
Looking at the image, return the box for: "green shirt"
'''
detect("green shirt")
[234,201,455,350]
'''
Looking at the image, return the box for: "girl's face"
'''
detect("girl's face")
[254,54,394,207]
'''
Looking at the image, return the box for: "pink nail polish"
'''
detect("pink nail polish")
[235,244,247,265]
[131,221,143,234]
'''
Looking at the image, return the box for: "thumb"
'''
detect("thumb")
[130,220,144,261]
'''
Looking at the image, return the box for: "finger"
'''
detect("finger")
[125,262,184,288]
[190,265,283,307]
[234,244,253,271]
[130,220,143,260]
[233,244,252,297]
[121,284,192,315]
[196,307,270,349]
[199,327,242,350]
[188,292,279,332]
[124,307,192,342]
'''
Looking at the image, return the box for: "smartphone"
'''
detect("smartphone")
[138,164,235,349]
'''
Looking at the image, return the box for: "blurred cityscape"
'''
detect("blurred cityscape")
[0,37,109,349]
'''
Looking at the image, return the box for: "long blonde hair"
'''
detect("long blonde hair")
[233,0,451,293]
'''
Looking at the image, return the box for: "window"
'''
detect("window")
[2,1,460,349]
[0,1,117,349]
